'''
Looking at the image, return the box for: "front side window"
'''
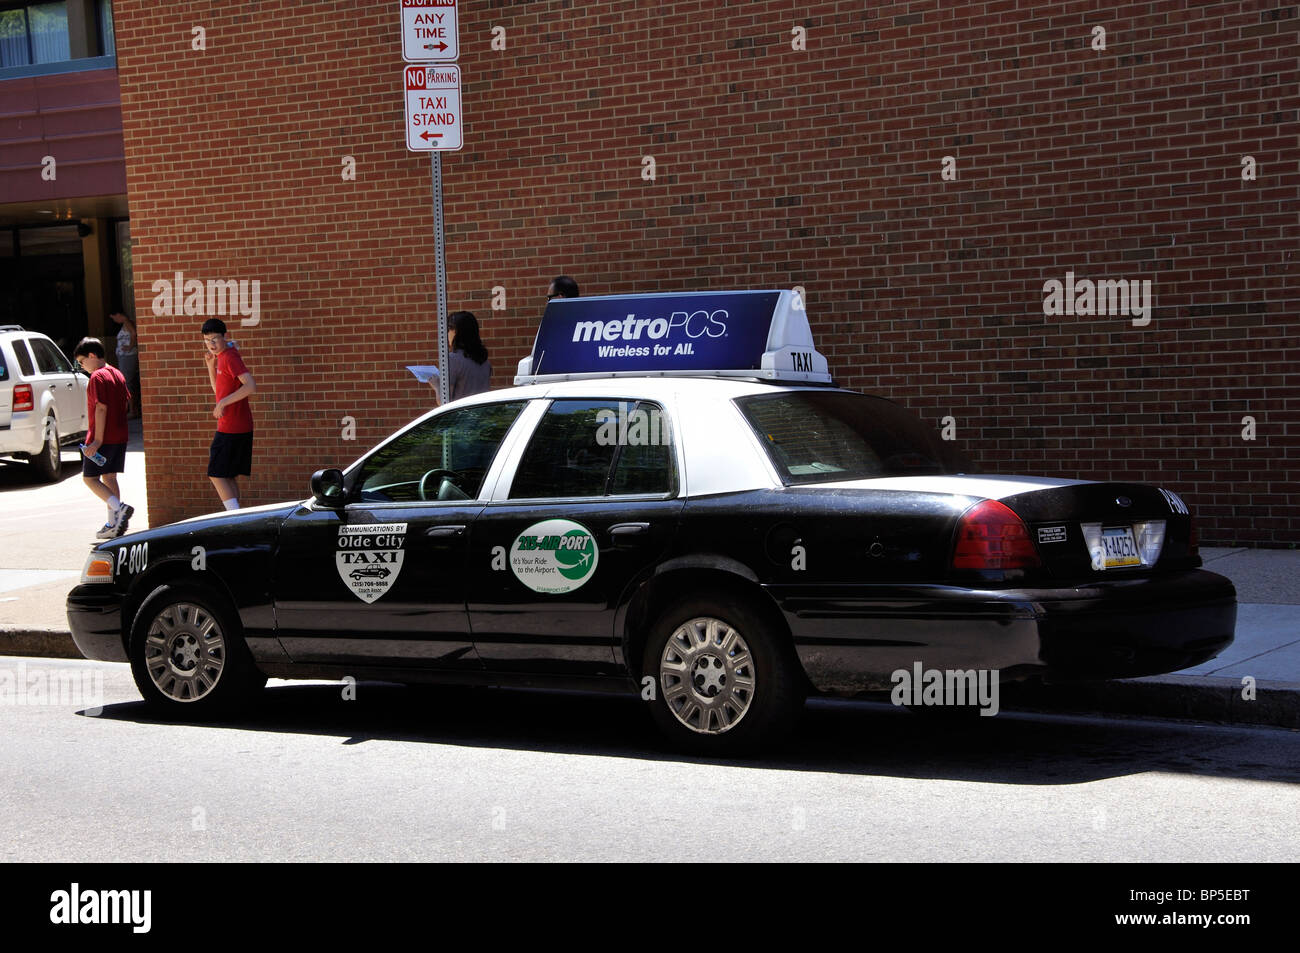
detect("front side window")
[509,399,675,499]
[355,401,526,504]
[736,391,969,485]
[29,336,71,373]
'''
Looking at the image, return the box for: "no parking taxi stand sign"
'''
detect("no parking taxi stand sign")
[404,64,463,152]
[397,0,461,404]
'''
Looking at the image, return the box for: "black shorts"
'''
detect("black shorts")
[208,431,253,478]
[82,443,126,477]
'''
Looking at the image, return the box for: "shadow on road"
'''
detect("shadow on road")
[0,454,83,490]
[83,680,1300,786]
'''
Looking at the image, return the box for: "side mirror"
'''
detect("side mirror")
[311,468,346,508]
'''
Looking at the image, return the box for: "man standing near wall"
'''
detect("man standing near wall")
[201,319,256,511]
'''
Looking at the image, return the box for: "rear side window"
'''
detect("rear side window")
[13,339,35,377]
[0,344,8,382]
[29,337,72,374]
[509,399,675,499]
[736,391,970,485]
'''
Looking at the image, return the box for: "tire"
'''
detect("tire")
[30,417,60,482]
[128,584,266,717]
[641,594,803,755]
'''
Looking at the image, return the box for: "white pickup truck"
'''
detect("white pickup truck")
[0,326,89,481]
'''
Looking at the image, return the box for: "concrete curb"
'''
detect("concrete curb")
[1000,676,1300,730]
[0,628,83,660]
[5,627,1298,730]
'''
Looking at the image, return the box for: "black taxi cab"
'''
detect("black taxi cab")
[67,290,1237,752]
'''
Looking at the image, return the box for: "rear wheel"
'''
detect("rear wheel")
[641,594,803,754]
[30,417,60,482]
[129,584,265,717]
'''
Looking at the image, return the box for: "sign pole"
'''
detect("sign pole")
[432,150,449,407]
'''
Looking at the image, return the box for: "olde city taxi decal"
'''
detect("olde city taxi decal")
[510,519,599,594]
[336,523,407,603]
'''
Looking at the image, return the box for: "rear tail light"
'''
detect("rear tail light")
[952,500,1041,570]
[12,383,33,412]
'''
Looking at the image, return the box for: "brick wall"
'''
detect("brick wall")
[115,0,1298,544]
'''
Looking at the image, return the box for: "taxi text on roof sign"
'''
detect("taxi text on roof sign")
[514,290,831,385]
[401,0,458,62]
[404,64,463,151]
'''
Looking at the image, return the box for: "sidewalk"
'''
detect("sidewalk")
[1,431,1297,727]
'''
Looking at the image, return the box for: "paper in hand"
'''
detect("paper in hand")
[405,365,440,384]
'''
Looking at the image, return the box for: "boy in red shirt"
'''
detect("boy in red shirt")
[202,319,257,510]
[73,337,134,539]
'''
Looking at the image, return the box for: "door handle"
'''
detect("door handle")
[425,524,467,539]
[609,522,650,546]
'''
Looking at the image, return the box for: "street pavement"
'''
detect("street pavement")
[1,418,1298,728]
[1,657,1296,862]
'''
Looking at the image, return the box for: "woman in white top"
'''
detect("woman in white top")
[110,311,139,418]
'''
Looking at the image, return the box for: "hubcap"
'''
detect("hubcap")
[659,616,755,734]
[45,426,59,469]
[144,602,226,702]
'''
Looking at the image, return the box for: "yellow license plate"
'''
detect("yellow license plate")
[1101,526,1141,568]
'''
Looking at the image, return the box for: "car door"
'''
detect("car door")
[273,400,529,668]
[468,398,684,676]
[27,337,83,435]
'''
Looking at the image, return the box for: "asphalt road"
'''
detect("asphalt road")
[3,656,1297,862]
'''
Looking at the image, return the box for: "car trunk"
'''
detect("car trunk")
[998,480,1197,580]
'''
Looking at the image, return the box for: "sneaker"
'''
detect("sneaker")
[111,503,135,537]
[95,522,116,540]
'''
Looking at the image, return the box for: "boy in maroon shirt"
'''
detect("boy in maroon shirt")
[72,338,134,539]
[201,319,257,510]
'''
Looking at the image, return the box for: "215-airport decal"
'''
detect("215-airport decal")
[510,519,599,594]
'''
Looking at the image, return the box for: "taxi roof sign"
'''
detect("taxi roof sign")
[514,290,831,385]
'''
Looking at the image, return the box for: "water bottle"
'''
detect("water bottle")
[80,444,107,466]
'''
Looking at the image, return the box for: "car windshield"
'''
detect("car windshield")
[735,390,969,485]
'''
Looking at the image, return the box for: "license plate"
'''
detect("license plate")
[1100,526,1141,568]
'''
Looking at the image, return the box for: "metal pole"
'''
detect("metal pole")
[432,150,450,408]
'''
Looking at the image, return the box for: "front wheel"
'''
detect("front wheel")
[641,595,803,754]
[129,584,265,717]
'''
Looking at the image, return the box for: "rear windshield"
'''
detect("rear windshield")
[736,390,970,485]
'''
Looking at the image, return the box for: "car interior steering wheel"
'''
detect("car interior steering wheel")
[418,468,461,501]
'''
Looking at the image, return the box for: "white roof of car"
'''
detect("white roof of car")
[452,373,822,406]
